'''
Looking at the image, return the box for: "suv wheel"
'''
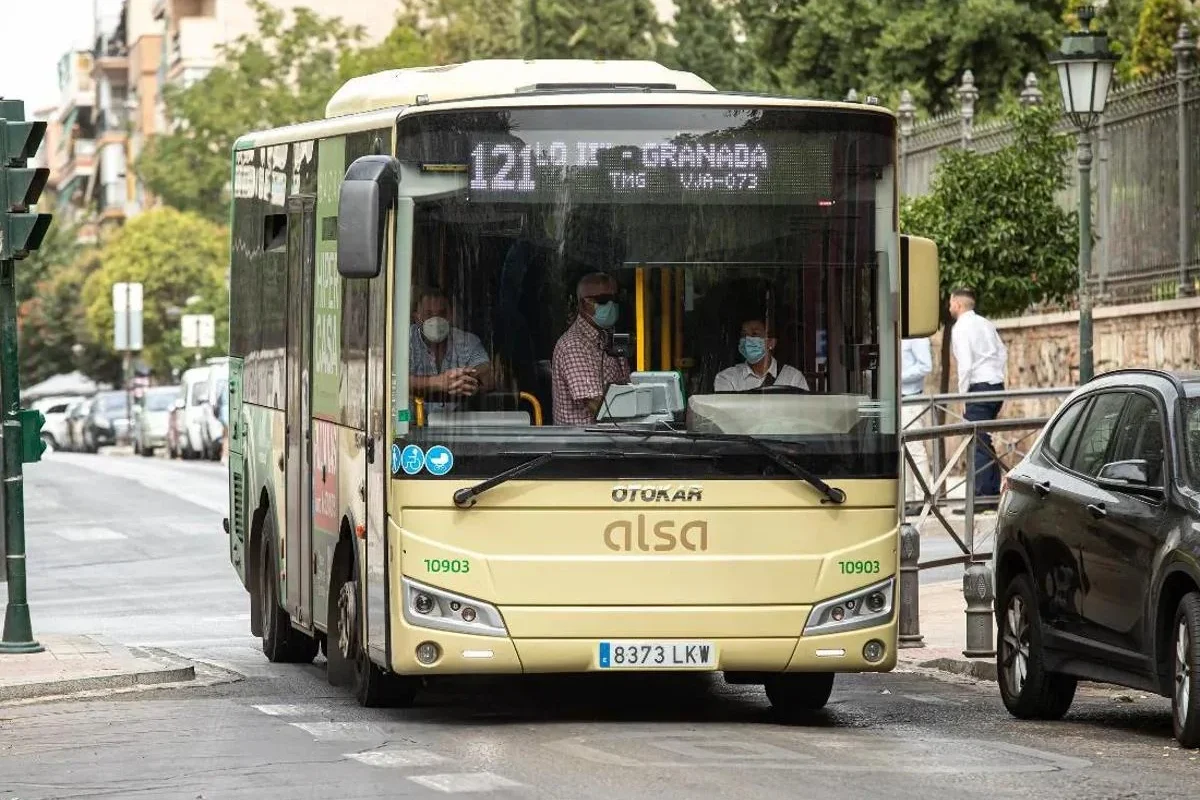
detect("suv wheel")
[1172,593,1200,747]
[997,574,1076,720]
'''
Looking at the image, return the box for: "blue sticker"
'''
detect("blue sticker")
[400,444,426,476]
[424,445,454,476]
[390,443,403,475]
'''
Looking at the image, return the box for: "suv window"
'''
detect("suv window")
[1044,399,1087,463]
[1066,392,1129,478]
[1109,393,1166,486]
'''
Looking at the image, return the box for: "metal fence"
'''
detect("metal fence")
[897,386,1077,655]
[895,25,1198,305]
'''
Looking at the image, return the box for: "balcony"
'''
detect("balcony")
[167,16,219,80]
[97,181,128,222]
[94,33,129,70]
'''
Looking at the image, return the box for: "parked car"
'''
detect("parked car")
[81,390,133,452]
[200,360,228,461]
[132,385,181,457]
[170,367,211,460]
[993,368,1200,747]
[31,394,85,451]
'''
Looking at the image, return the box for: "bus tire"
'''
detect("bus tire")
[764,672,835,719]
[259,529,318,664]
[328,538,419,708]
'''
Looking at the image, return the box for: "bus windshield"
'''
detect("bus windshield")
[394,105,898,480]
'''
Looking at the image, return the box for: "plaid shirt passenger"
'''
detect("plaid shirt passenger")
[551,316,630,426]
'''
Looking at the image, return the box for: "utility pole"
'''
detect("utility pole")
[124,282,132,445]
[0,98,53,654]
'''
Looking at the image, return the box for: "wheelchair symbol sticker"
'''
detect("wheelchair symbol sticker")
[399,444,425,476]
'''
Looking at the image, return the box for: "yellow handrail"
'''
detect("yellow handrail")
[519,391,543,426]
[659,268,671,370]
[413,397,425,426]
[635,265,646,372]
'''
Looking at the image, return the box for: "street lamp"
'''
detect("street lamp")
[1050,5,1117,384]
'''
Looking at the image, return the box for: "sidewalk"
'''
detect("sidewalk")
[897,579,999,681]
[0,634,195,702]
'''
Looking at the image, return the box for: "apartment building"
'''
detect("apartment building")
[50,49,99,244]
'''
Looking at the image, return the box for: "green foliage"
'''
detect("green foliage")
[135,0,372,222]
[14,214,79,306]
[82,209,229,379]
[900,103,1078,319]
[665,0,750,89]
[522,0,666,60]
[737,0,1063,115]
[1064,0,1148,83]
[413,0,522,63]
[1131,0,1196,80]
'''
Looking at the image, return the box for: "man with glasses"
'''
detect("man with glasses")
[551,272,630,425]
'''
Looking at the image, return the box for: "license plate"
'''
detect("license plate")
[597,641,717,669]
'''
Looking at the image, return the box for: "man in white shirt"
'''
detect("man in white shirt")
[900,337,933,512]
[714,317,809,392]
[949,288,1008,502]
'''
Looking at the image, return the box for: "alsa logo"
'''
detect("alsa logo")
[611,484,703,503]
[604,515,709,552]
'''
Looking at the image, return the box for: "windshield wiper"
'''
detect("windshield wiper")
[584,426,847,505]
[452,449,714,509]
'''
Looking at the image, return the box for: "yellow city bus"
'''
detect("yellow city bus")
[224,59,939,713]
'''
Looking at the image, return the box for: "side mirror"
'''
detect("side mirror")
[900,234,939,338]
[337,155,400,280]
[1097,459,1164,497]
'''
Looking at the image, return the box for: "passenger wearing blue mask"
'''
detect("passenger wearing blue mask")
[713,317,809,393]
[552,272,631,425]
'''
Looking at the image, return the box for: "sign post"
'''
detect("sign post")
[180,313,215,365]
[112,282,143,446]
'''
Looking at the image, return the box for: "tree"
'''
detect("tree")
[901,103,1078,389]
[666,0,750,89]
[523,0,667,60]
[339,11,434,81]
[136,1,367,222]
[81,209,229,380]
[737,0,1063,114]
[411,0,522,63]
[14,215,79,306]
[1131,0,1197,80]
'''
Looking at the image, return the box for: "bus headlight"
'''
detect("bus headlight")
[402,577,507,638]
[803,577,895,636]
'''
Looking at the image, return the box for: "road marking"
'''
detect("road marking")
[345,748,449,768]
[56,527,127,541]
[252,703,330,717]
[290,721,386,741]
[407,773,522,793]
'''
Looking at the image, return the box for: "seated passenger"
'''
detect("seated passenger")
[551,272,631,425]
[409,288,494,413]
[713,317,809,392]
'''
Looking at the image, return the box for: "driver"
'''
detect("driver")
[409,287,494,413]
[713,317,809,392]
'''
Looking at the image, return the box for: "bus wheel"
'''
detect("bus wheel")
[764,672,835,719]
[327,544,419,708]
[259,534,318,663]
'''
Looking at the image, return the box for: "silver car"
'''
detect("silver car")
[133,386,181,457]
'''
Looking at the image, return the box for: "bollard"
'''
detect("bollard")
[962,560,995,658]
[898,523,923,647]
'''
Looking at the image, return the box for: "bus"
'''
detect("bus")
[223,59,940,713]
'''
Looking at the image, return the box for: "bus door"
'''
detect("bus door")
[363,260,389,663]
[285,194,316,628]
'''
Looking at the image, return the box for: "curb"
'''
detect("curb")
[0,652,196,702]
[915,656,998,682]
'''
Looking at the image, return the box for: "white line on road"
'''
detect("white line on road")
[290,721,388,741]
[407,773,523,793]
[346,748,449,768]
[55,527,127,541]
[252,704,332,717]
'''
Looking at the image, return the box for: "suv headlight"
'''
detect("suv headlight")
[803,577,895,636]
[402,577,507,638]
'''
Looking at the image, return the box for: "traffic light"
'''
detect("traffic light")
[17,408,46,463]
[0,99,52,261]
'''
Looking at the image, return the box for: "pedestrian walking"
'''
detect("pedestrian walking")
[900,337,932,514]
[948,288,1008,505]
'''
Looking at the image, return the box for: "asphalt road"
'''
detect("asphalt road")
[1,452,1196,800]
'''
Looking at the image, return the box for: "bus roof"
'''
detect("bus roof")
[234,61,895,150]
[324,59,716,118]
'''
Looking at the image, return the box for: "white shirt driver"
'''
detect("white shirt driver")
[714,359,809,392]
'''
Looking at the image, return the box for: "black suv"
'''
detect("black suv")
[993,369,1200,747]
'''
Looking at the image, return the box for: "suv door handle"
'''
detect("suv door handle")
[1033,480,1051,498]
[1087,502,1107,519]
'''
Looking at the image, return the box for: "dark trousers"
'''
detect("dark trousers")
[964,381,1004,499]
